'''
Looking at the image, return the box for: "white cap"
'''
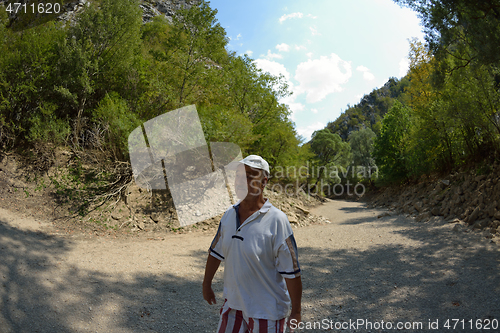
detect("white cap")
[239,155,270,174]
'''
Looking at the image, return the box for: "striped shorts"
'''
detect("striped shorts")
[217,300,287,333]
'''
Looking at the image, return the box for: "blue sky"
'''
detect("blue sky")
[209,0,424,142]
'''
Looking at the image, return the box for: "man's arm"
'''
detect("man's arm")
[202,254,221,305]
[285,276,302,326]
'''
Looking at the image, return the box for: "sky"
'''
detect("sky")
[209,0,425,142]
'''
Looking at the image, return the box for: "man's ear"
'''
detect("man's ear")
[262,177,268,188]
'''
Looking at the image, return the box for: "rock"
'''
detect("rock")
[472,219,489,230]
[377,212,391,218]
[150,213,159,223]
[441,179,450,186]
[414,201,423,212]
[489,220,500,229]
[295,206,310,215]
[288,214,299,224]
[452,224,465,232]
[431,206,442,216]
[475,175,486,182]
[416,212,432,222]
[111,213,123,221]
[467,206,480,224]
[447,218,460,223]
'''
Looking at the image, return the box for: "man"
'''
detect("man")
[203,155,302,333]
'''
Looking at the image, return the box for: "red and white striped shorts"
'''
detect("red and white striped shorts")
[217,300,286,333]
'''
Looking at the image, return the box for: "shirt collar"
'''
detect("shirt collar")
[233,198,272,214]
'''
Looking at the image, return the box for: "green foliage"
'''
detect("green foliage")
[54,0,142,119]
[373,101,412,183]
[310,129,351,166]
[160,0,228,106]
[92,93,141,159]
[395,0,500,67]
[349,128,376,168]
[28,102,70,143]
[0,0,303,198]
[327,77,409,140]
[0,21,65,140]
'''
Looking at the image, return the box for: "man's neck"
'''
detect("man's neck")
[240,195,266,212]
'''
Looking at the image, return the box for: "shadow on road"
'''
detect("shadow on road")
[0,221,221,333]
[299,212,500,332]
[1,210,499,333]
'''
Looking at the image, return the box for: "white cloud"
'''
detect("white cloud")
[297,122,325,142]
[399,58,409,77]
[295,45,307,51]
[356,65,375,81]
[254,59,290,80]
[245,50,253,57]
[294,53,352,103]
[235,33,242,40]
[307,14,318,19]
[311,108,318,114]
[282,96,305,121]
[262,49,283,60]
[306,52,313,58]
[276,43,290,52]
[309,26,321,36]
[279,12,303,23]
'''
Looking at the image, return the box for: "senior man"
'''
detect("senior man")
[203,155,302,333]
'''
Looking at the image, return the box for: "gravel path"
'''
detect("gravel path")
[0,200,499,333]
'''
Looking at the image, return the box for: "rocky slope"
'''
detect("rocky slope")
[367,163,500,239]
[0,149,328,236]
[2,0,201,30]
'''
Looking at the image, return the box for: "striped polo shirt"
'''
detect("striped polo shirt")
[209,198,301,320]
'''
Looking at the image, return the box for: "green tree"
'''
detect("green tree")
[0,21,65,142]
[310,129,351,187]
[349,128,376,168]
[54,0,142,146]
[373,101,412,182]
[162,0,228,106]
[395,0,500,67]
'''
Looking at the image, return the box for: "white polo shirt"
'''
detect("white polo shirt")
[209,199,301,320]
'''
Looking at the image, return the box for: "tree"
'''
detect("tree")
[349,128,376,168]
[54,0,142,146]
[395,0,500,67]
[162,1,228,106]
[310,129,351,187]
[373,101,412,182]
[0,21,65,143]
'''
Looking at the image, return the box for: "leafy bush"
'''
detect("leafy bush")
[92,92,141,159]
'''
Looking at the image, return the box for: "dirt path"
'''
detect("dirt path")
[1,200,499,332]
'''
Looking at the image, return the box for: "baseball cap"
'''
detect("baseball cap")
[239,155,270,174]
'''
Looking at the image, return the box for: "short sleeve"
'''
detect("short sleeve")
[209,221,225,261]
[275,233,301,279]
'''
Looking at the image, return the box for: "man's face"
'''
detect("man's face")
[234,164,267,200]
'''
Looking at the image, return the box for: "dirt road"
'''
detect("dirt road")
[1,200,499,332]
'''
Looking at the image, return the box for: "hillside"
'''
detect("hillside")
[326,76,410,140]
[2,0,201,30]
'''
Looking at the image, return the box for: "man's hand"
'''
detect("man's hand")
[203,254,221,305]
[287,311,301,332]
[203,282,217,305]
